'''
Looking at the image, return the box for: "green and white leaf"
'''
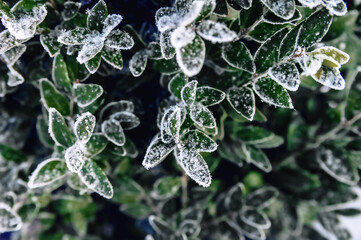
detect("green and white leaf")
[269,62,300,91]
[7,67,24,87]
[40,79,71,116]
[142,136,176,169]
[222,41,256,73]
[150,176,182,200]
[57,27,89,45]
[181,80,198,106]
[161,106,183,143]
[196,86,226,107]
[74,112,96,143]
[101,46,123,70]
[196,20,237,43]
[104,30,134,50]
[74,83,103,108]
[77,39,104,64]
[170,26,196,49]
[52,54,72,93]
[87,0,108,32]
[84,133,108,158]
[28,158,67,188]
[0,203,22,232]
[2,44,26,66]
[110,111,140,130]
[48,108,74,147]
[40,33,62,57]
[260,0,295,20]
[311,66,345,90]
[160,30,176,60]
[129,51,148,77]
[242,144,272,172]
[227,87,255,121]
[181,129,218,153]
[168,72,188,99]
[241,209,271,229]
[190,103,216,128]
[85,52,102,74]
[65,142,85,173]
[101,118,126,146]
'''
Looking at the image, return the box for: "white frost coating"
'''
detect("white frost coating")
[57,27,89,45]
[105,30,134,50]
[157,13,183,33]
[110,111,140,130]
[227,87,255,121]
[74,112,96,143]
[0,81,6,97]
[2,5,47,40]
[301,53,323,75]
[196,20,237,43]
[311,67,345,90]
[73,83,103,108]
[160,106,182,143]
[129,51,148,77]
[102,14,123,36]
[7,66,24,87]
[76,35,105,64]
[176,36,205,77]
[2,44,26,66]
[297,0,322,8]
[310,46,350,65]
[48,108,65,146]
[0,203,22,232]
[182,130,218,152]
[101,118,125,146]
[269,62,300,91]
[142,136,176,169]
[65,142,86,173]
[181,80,198,106]
[190,103,216,128]
[260,0,295,20]
[325,0,347,16]
[28,158,67,188]
[160,30,176,60]
[170,26,196,49]
[178,0,204,27]
[99,100,134,122]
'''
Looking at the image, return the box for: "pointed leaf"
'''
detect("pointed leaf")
[196,86,225,107]
[248,22,290,42]
[52,54,72,93]
[28,158,67,188]
[260,0,295,20]
[104,30,134,50]
[196,20,237,43]
[40,33,62,57]
[101,46,123,70]
[168,72,188,99]
[48,108,75,147]
[278,24,301,60]
[74,112,96,143]
[269,62,300,91]
[40,79,71,115]
[2,44,26,66]
[78,39,104,64]
[227,87,255,121]
[222,41,255,73]
[129,51,148,77]
[74,83,103,108]
[102,14,123,36]
[311,66,345,90]
[142,136,176,169]
[161,106,182,143]
[190,103,216,128]
[65,142,85,173]
[242,144,272,172]
[7,67,24,87]
[101,118,125,146]
[87,0,108,32]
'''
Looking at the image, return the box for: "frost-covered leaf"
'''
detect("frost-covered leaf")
[156,8,182,33]
[87,0,108,32]
[52,54,72,93]
[297,0,321,8]
[101,46,123,70]
[99,100,134,121]
[77,37,104,64]
[129,51,148,77]
[222,41,255,73]
[74,112,96,143]
[48,108,74,147]
[149,215,175,236]
[248,22,289,42]
[160,30,176,60]
[110,111,140,130]
[310,46,350,66]
[228,0,252,10]
[2,5,47,40]
[196,86,225,107]
[0,203,22,232]
[196,0,216,21]
[7,67,24,87]
[168,72,188,99]
[104,30,134,50]
[151,176,182,200]
[242,144,272,172]
[101,118,125,146]
[260,0,295,20]
[253,76,293,108]
[254,28,289,73]
[181,130,217,153]
[179,0,205,26]
[269,62,300,91]
[2,44,26,66]
[263,8,302,24]
[37,116,54,148]
[85,52,102,74]
[170,26,196,49]
[297,8,332,48]
[225,183,245,211]
[233,216,266,240]
[78,158,113,199]
[245,187,278,209]
[161,106,182,143]
[40,79,71,116]
[181,80,198,106]
[84,133,108,157]
[235,126,273,144]
[65,142,85,173]
[57,27,89,45]
[326,0,347,16]
[146,42,163,60]
[278,25,301,60]
[317,147,359,185]
[142,136,176,169]
[28,158,67,188]
[153,58,180,74]
[242,209,270,229]
[0,30,24,54]
[62,1,81,20]
[190,103,216,128]
[102,14,123,36]
[227,87,255,121]
[0,1,10,18]
[74,83,103,108]
[311,66,345,90]
[176,35,205,77]
[196,20,237,43]
[214,0,228,16]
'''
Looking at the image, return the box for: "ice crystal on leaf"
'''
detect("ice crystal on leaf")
[65,142,86,173]
[0,203,22,232]
[28,158,67,188]
[74,112,96,144]
[196,20,237,43]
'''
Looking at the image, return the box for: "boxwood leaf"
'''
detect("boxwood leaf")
[28,158,67,188]
[182,129,218,153]
[190,103,216,128]
[310,46,349,66]
[48,108,75,147]
[242,144,272,172]
[87,0,108,32]
[0,144,27,164]
[78,158,113,199]
[129,51,148,77]
[235,126,273,144]
[0,203,22,232]
[168,72,188,99]
[40,33,61,57]
[196,20,237,43]
[245,187,278,209]
[222,41,255,73]
[74,112,96,143]
[181,80,198,106]
[52,54,72,93]
[150,176,182,200]
[311,66,345,90]
[196,86,225,107]
[74,83,103,108]
[248,22,290,42]
[260,0,295,20]
[241,209,271,229]
[102,14,123,36]
[101,118,126,146]
[65,142,85,173]
[269,62,300,91]
[101,46,123,70]
[142,136,176,169]
[121,203,152,219]
[161,106,182,143]
[170,26,196,49]
[62,1,81,20]
[196,0,216,21]
[225,183,245,211]
[227,87,255,121]
[104,30,134,50]
[37,116,54,148]
[57,27,89,45]
[326,0,347,16]
[84,52,102,74]
[278,24,301,60]
[253,76,293,108]
[160,30,176,60]
[7,67,24,87]
[149,215,175,236]
[110,111,140,130]
[84,133,108,158]
[40,79,71,116]
[214,0,228,16]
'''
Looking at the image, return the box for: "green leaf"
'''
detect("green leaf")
[297,8,332,48]
[40,79,71,116]
[242,144,272,172]
[227,87,255,121]
[311,66,345,90]
[142,136,176,169]
[74,83,103,108]
[150,176,181,200]
[325,0,347,16]
[0,203,22,232]
[248,22,290,42]
[113,177,145,204]
[196,20,237,43]
[0,1,11,18]
[222,41,255,73]
[176,35,205,77]
[245,187,278,209]
[242,209,270,229]
[105,30,134,50]
[101,118,125,146]
[57,27,89,45]
[253,76,293,108]
[121,203,152,219]
[153,58,180,74]
[225,183,245,211]
[260,0,295,20]
[52,54,72,93]
[196,86,225,107]
[168,72,188,99]
[214,0,228,16]
[87,0,108,32]
[79,158,113,199]
[129,51,148,77]
[0,143,27,164]
[235,126,273,144]
[263,8,302,24]
[160,30,176,60]
[181,80,198,106]
[74,112,96,143]
[40,34,62,57]
[182,130,218,153]
[190,103,216,128]
[28,158,67,188]
[85,52,102,74]
[48,108,75,147]
[65,142,85,173]
[37,116,54,148]
[101,47,123,70]
[62,1,81,20]
[253,134,284,149]
[254,28,289,73]
[239,0,263,28]
[161,106,183,143]
[269,62,300,91]
[196,0,216,21]
[278,24,301,60]
[84,133,108,158]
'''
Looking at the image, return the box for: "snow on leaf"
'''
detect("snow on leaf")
[196,20,237,43]
[87,0,108,32]
[0,30,28,54]
[74,83,103,108]
[65,142,86,173]
[168,72,188,99]
[245,187,278,209]
[241,209,271,229]
[181,80,198,106]
[62,1,81,20]
[102,14,123,36]
[161,106,182,143]
[85,52,102,74]
[160,30,176,60]
[0,203,22,232]
[142,136,176,169]
[297,0,321,8]
[179,0,205,27]
[102,46,123,70]
[181,129,217,153]
[222,41,255,73]
[74,112,96,143]
[76,36,104,64]
[259,0,295,20]
[78,158,113,199]
[310,46,350,66]
[195,86,225,107]
[311,66,345,90]
[196,0,216,21]
[190,103,216,128]
[146,42,163,60]
[40,79,71,115]
[301,53,323,75]
[176,35,205,77]
[28,158,67,188]
[156,10,182,33]
[227,87,255,121]
[326,0,347,16]
[2,5,47,40]
[7,67,24,87]
[155,7,177,23]
[242,144,272,172]
[269,62,300,91]
[104,30,134,50]
[101,118,126,146]
[253,76,293,109]
[52,53,72,93]
[84,133,108,158]
[2,44,26,66]
[99,100,134,121]
[170,26,196,49]
[48,108,74,147]
[129,51,148,77]
[57,27,90,45]
[110,111,140,130]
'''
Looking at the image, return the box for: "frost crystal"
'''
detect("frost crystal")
[7,67,24,87]
[312,66,345,90]
[65,142,86,173]
[227,87,255,121]
[161,106,182,143]
[102,14,123,36]
[28,158,67,188]
[0,203,22,232]
[2,44,26,66]
[160,30,176,60]
[176,36,205,77]
[76,35,105,64]
[110,112,140,130]
[170,26,196,49]
[181,80,198,106]
[297,0,321,8]
[129,51,148,77]
[101,118,125,146]
[74,83,103,107]
[62,1,81,20]
[190,103,216,128]
[57,27,89,45]
[196,86,226,107]
[196,20,237,43]
[105,30,134,50]
[260,0,295,20]
[269,62,300,91]
[142,136,176,169]
[74,112,96,143]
